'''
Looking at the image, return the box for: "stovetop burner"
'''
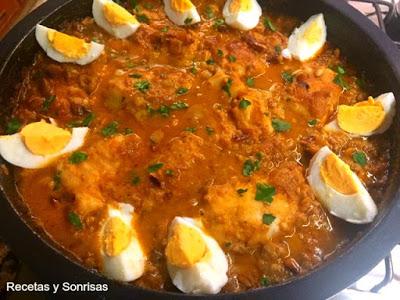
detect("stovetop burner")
[349,0,400,47]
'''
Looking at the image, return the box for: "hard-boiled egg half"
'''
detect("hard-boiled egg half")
[35,25,104,65]
[93,0,140,39]
[307,146,377,224]
[0,121,88,169]
[324,92,396,136]
[223,0,262,31]
[282,13,326,62]
[163,0,201,26]
[99,203,146,282]
[165,217,228,294]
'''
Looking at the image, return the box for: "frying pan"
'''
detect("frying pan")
[0,0,400,299]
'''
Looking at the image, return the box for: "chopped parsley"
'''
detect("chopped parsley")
[263,17,276,31]
[67,211,83,230]
[217,49,224,57]
[242,159,260,177]
[272,118,291,132]
[205,126,215,135]
[239,99,251,110]
[101,121,119,137]
[333,74,350,90]
[165,169,174,176]
[158,105,170,118]
[275,45,282,54]
[81,112,95,127]
[246,77,255,87]
[5,118,21,134]
[137,14,150,24]
[206,58,215,65]
[262,213,276,225]
[352,151,368,167]
[205,6,214,19]
[131,174,141,186]
[42,95,56,111]
[255,183,276,203]
[134,80,151,93]
[213,18,225,29]
[170,101,189,110]
[53,171,62,191]
[260,275,270,287]
[129,73,142,78]
[129,0,138,9]
[68,151,88,164]
[308,119,318,127]
[124,128,133,135]
[184,17,193,25]
[281,71,294,84]
[176,87,189,95]
[184,127,197,133]
[237,188,248,197]
[228,55,237,62]
[148,162,164,173]
[222,78,233,97]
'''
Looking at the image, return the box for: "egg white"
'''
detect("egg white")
[223,0,262,31]
[0,127,88,169]
[100,203,146,282]
[167,217,228,294]
[307,146,377,224]
[324,92,396,136]
[35,25,104,65]
[285,13,326,62]
[93,0,140,39]
[163,0,201,26]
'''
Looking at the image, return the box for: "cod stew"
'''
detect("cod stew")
[0,0,394,294]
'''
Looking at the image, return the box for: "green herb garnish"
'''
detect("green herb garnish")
[101,121,119,137]
[5,118,21,134]
[222,78,233,97]
[260,275,270,287]
[170,101,189,110]
[255,183,276,203]
[239,99,251,110]
[42,95,56,111]
[131,174,141,186]
[272,118,291,132]
[53,171,62,191]
[308,119,318,127]
[165,169,174,176]
[352,151,368,167]
[68,211,83,230]
[333,74,350,90]
[281,71,294,84]
[263,17,276,31]
[184,17,193,25]
[129,73,142,78]
[228,55,237,62]
[184,127,197,133]
[135,80,151,93]
[246,77,255,87]
[161,26,169,33]
[213,18,225,29]
[237,188,248,196]
[68,151,88,164]
[148,162,164,173]
[205,6,214,19]
[262,213,276,225]
[206,58,215,65]
[176,87,189,95]
[205,126,215,135]
[217,49,224,57]
[242,159,260,177]
[137,14,150,24]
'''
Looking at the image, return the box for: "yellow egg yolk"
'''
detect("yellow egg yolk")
[170,0,193,13]
[103,217,132,256]
[320,154,359,195]
[337,98,385,135]
[303,20,323,44]
[47,30,89,59]
[230,0,252,13]
[103,2,138,26]
[165,223,207,268]
[20,122,72,156]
